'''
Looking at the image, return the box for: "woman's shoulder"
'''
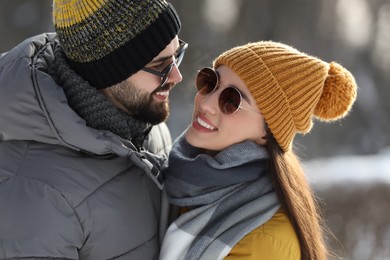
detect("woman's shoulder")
[226,208,301,260]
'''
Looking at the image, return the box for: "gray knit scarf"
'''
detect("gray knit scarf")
[49,45,152,148]
[160,135,281,260]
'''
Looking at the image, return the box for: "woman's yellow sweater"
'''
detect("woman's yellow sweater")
[225,209,301,259]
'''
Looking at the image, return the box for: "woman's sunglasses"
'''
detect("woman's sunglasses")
[142,39,188,88]
[195,67,261,115]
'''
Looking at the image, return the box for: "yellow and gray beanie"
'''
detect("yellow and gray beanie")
[53,0,181,89]
[214,41,358,152]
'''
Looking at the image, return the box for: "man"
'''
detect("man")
[0,0,186,259]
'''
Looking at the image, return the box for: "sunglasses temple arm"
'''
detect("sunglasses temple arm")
[239,105,262,115]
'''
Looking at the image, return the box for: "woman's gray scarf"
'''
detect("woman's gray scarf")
[49,45,152,148]
[160,135,281,260]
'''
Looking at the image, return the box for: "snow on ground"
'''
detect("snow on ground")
[303,147,390,186]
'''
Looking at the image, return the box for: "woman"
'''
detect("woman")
[160,41,357,260]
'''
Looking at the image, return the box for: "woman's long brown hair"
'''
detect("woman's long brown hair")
[266,130,328,260]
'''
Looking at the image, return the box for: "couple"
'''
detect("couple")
[0,0,357,259]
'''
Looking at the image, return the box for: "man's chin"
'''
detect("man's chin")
[138,109,169,125]
[153,109,169,125]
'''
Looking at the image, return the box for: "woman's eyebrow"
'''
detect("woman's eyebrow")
[216,70,252,104]
[228,84,252,104]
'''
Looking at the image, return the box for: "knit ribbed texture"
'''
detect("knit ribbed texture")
[53,0,181,89]
[214,41,357,152]
[49,44,152,148]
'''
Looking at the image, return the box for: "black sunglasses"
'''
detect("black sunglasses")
[142,39,188,87]
[195,67,261,115]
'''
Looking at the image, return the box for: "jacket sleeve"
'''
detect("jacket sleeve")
[0,176,84,259]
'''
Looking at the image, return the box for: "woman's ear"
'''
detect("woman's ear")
[259,125,268,145]
[258,133,267,145]
[254,128,267,145]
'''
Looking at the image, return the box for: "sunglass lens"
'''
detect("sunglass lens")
[219,87,241,115]
[175,41,187,67]
[161,64,174,86]
[176,49,184,67]
[196,68,217,95]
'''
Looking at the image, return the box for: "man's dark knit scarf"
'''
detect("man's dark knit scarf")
[160,135,281,259]
[49,45,151,148]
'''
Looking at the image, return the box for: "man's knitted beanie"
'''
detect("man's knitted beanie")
[53,0,181,89]
[213,41,358,152]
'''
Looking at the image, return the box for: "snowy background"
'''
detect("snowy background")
[304,147,390,260]
[1,0,390,259]
[306,147,390,186]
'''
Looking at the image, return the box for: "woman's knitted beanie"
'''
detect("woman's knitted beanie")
[213,41,358,152]
[53,0,181,89]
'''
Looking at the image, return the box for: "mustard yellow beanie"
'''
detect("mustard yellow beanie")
[213,41,357,152]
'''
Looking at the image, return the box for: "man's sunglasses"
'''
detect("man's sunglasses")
[195,67,261,115]
[142,39,188,87]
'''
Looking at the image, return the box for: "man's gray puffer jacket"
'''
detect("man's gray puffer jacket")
[0,33,172,260]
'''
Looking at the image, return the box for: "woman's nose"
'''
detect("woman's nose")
[198,90,219,115]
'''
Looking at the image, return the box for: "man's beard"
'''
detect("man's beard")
[109,80,171,125]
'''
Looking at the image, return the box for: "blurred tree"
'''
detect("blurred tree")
[0,0,53,51]
[317,182,390,260]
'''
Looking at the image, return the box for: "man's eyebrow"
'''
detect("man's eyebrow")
[147,43,181,66]
[148,55,172,66]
